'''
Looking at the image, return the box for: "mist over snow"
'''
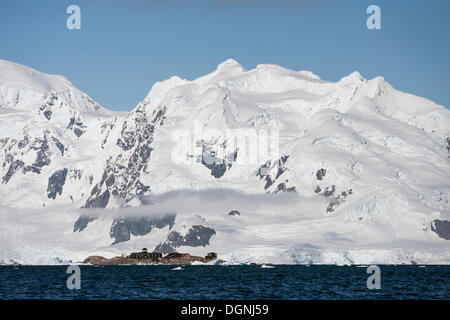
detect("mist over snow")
[0,58,449,265]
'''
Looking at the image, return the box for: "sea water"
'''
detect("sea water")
[0,265,448,299]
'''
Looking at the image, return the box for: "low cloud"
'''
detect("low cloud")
[79,188,302,218]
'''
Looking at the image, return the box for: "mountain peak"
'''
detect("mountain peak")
[0,59,103,113]
[0,59,73,94]
[216,58,245,72]
[339,71,365,84]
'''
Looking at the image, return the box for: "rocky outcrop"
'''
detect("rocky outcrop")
[27,135,51,173]
[431,219,450,240]
[323,185,336,197]
[228,210,240,216]
[274,181,296,193]
[257,155,294,192]
[155,225,216,254]
[316,168,326,181]
[51,137,65,156]
[73,215,97,232]
[47,168,68,199]
[200,140,237,178]
[84,106,166,209]
[326,189,352,213]
[38,92,60,121]
[67,115,86,137]
[2,159,24,184]
[84,187,111,209]
[81,254,217,265]
[110,215,176,244]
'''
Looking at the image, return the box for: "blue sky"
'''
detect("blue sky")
[0,0,449,110]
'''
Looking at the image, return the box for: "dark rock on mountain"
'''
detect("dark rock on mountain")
[47,168,68,199]
[67,115,85,137]
[100,118,117,149]
[18,135,29,149]
[110,215,176,244]
[201,140,237,178]
[51,137,65,156]
[327,197,341,213]
[274,182,296,193]
[84,106,165,208]
[74,128,84,137]
[85,189,110,208]
[105,174,115,187]
[43,109,52,120]
[326,188,352,213]
[228,210,240,216]
[431,219,450,240]
[446,137,450,156]
[73,215,97,232]
[31,136,51,170]
[263,175,274,190]
[324,185,336,197]
[153,242,175,255]
[316,168,326,181]
[257,155,290,191]
[154,225,216,254]
[275,155,289,179]
[0,138,8,149]
[2,159,24,184]
[257,161,271,178]
[39,92,59,120]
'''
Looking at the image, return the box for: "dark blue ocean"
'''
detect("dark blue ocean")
[0,265,448,300]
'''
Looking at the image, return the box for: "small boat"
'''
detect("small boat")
[261,264,275,269]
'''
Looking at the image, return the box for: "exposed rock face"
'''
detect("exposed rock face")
[26,135,51,173]
[47,168,68,199]
[323,185,336,197]
[316,168,326,181]
[228,210,240,216]
[110,215,176,244]
[0,60,115,210]
[51,137,65,156]
[82,255,108,264]
[39,92,59,121]
[326,189,352,213]
[73,215,97,232]
[446,137,450,157]
[100,118,118,150]
[274,182,296,193]
[67,115,86,137]
[84,188,111,209]
[257,155,293,192]
[431,219,450,240]
[81,254,214,265]
[201,140,237,178]
[84,106,166,209]
[154,225,216,254]
[2,160,24,184]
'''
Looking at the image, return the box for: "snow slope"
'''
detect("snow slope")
[0,59,103,112]
[0,59,449,265]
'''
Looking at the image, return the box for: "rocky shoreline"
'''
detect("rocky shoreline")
[81,255,225,266]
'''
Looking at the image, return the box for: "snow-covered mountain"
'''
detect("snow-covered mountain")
[0,59,125,208]
[0,58,449,265]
